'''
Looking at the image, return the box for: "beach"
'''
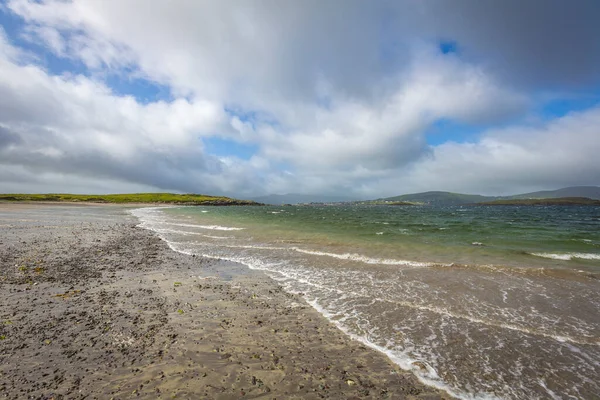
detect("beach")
[0,203,449,399]
[131,204,600,399]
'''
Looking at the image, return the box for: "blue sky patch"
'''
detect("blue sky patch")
[426,119,484,145]
[539,94,600,119]
[439,41,458,55]
[1,8,171,103]
[104,72,173,104]
[204,137,258,160]
[0,8,88,76]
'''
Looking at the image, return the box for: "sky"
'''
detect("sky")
[0,0,599,199]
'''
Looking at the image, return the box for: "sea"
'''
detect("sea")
[131,204,600,400]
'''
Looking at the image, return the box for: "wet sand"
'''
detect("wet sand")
[0,203,451,399]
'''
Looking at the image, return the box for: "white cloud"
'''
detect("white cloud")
[22,25,66,55]
[0,27,260,195]
[246,48,527,172]
[366,107,600,196]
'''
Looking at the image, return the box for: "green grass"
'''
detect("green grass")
[0,193,260,205]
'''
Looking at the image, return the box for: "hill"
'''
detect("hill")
[477,197,600,206]
[0,193,260,206]
[381,191,496,206]
[377,186,600,206]
[251,193,358,205]
[509,186,600,200]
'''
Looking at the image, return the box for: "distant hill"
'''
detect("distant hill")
[251,193,358,205]
[509,186,600,200]
[381,191,496,206]
[377,186,600,206]
[478,197,600,206]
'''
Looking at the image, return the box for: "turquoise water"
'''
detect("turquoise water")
[133,205,600,399]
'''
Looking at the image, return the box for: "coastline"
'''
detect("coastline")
[0,203,450,399]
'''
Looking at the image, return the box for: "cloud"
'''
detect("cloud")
[417,0,600,90]
[0,27,266,195]
[361,106,600,196]
[243,48,528,172]
[0,1,599,197]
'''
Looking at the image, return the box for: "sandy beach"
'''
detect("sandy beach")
[0,203,450,399]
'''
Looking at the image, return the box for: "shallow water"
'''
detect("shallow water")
[132,205,600,399]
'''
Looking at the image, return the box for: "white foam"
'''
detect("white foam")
[306,298,501,400]
[129,205,175,216]
[137,225,234,240]
[131,208,244,232]
[202,235,233,240]
[217,242,443,269]
[372,297,600,346]
[224,244,287,251]
[290,247,438,267]
[537,379,563,400]
[147,227,203,236]
[167,222,245,231]
[530,252,600,261]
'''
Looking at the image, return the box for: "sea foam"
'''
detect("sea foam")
[290,248,441,267]
[165,222,245,231]
[530,252,600,261]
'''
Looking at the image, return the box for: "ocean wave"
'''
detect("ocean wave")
[202,235,233,239]
[166,222,245,231]
[290,248,439,267]
[212,243,439,268]
[530,252,600,261]
[140,227,201,236]
[223,244,287,251]
[129,207,244,231]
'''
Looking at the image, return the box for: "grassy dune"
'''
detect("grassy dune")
[0,193,260,206]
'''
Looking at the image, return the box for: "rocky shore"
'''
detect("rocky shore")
[0,204,450,399]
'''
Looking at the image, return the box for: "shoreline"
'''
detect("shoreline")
[0,203,451,399]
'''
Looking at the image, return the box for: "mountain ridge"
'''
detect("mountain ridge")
[251,186,600,206]
[478,197,600,206]
[378,186,600,205]
[508,186,600,200]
